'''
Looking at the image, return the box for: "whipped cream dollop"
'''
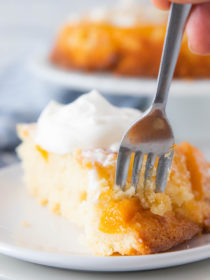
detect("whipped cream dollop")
[35,90,141,154]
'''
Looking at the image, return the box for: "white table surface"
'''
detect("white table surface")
[1,254,210,280]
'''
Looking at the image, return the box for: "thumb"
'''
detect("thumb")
[186,3,210,55]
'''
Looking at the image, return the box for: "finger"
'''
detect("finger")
[151,0,171,10]
[151,0,209,10]
[169,0,209,3]
[186,3,210,55]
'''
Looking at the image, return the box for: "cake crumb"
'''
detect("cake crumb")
[22,221,31,227]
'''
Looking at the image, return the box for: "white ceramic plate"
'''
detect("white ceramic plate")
[1,164,210,272]
[30,57,210,97]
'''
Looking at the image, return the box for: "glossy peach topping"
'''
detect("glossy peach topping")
[76,143,210,235]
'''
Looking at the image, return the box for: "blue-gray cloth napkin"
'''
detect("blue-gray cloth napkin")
[0,60,150,167]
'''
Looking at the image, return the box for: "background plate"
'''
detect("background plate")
[30,57,210,97]
[0,164,210,271]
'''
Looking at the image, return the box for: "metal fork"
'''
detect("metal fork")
[115,3,192,192]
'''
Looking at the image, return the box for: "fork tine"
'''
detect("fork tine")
[156,150,174,192]
[144,153,156,186]
[115,146,131,189]
[132,151,143,190]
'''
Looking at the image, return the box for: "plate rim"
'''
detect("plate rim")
[1,164,210,272]
[0,238,210,271]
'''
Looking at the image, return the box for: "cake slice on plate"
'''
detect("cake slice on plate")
[17,91,210,256]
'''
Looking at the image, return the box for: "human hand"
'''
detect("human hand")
[152,0,210,55]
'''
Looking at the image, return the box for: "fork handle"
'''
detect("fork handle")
[153,3,192,106]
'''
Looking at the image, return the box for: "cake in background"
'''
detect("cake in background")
[50,0,210,78]
[17,90,210,256]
